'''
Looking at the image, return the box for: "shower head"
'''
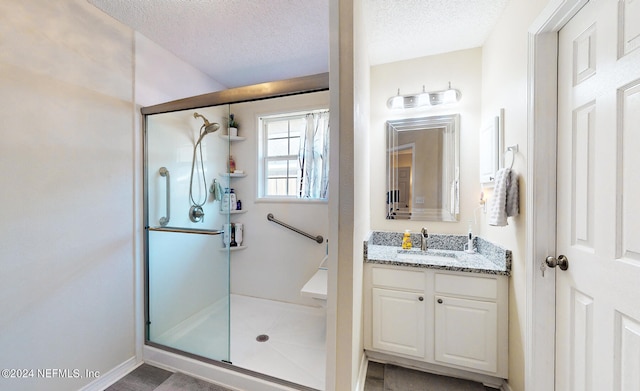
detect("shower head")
[202,122,220,134]
[194,112,220,133]
[193,112,220,144]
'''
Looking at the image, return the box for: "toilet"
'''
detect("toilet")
[301,255,328,307]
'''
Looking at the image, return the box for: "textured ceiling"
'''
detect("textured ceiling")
[365,0,510,65]
[88,0,509,88]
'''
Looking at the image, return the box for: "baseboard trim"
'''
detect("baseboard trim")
[78,356,140,391]
[354,354,368,391]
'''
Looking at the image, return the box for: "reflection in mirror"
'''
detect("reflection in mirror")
[386,114,459,222]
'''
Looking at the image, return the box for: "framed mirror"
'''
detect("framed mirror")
[385,114,460,221]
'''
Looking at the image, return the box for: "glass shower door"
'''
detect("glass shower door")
[145,105,231,362]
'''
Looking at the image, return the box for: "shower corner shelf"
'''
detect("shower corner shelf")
[218,134,246,142]
[219,172,247,178]
[220,209,248,215]
[219,246,247,251]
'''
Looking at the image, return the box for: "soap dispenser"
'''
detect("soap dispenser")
[402,230,412,249]
[464,221,475,253]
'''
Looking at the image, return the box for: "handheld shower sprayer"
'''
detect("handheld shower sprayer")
[193,112,220,142]
[188,112,221,223]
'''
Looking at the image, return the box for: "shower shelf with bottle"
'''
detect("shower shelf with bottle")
[220,210,247,215]
[218,134,246,142]
[220,133,246,251]
[219,172,247,178]
[218,246,247,252]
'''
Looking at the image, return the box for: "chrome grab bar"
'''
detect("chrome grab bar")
[147,226,222,235]
[159,167,170,227]
[267,213,324,244]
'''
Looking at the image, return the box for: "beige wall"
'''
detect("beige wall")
[370,48,482,234]
[0,1,223,390]
[0,4,135,390]
[479,0,550,390]
[352,0,371,387]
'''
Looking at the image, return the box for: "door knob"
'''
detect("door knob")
[545,255,569,271]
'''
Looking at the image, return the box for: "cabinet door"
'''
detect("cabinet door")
[434,295,497,373]
[372,288,425,358]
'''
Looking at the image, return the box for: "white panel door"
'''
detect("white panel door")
[556,0,640,390]
[397,166,411,207]
[371,287,425,358]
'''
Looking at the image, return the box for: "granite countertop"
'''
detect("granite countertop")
[364,231,511,276]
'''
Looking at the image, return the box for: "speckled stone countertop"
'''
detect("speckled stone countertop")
[364,231,511,276]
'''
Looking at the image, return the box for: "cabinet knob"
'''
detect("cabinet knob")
[418,296,424,301]
[437,298,443,304]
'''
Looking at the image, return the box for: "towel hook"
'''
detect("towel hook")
[504,144,518,169]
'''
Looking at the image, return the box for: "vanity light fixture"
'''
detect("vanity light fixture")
[387,83,461,109]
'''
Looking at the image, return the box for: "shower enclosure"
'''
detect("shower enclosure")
[145,104,232,361]
[143,74,329,390]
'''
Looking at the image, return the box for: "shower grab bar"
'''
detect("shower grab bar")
[159,167,170,227]
[147,226,222,235]
[267,213,324,244]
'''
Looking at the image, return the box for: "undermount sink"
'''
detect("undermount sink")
[396,249,458,264]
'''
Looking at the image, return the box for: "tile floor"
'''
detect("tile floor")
[364,361,498,391]
[106,364,232,391]
[110,362,500,391]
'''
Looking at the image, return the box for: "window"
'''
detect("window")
[259,110,329,200]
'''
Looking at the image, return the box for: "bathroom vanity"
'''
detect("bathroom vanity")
[363,231,511,387]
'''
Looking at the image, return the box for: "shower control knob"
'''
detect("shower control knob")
[189,205,205,223]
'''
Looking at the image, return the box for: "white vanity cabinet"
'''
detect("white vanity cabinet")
[364,263,508,380]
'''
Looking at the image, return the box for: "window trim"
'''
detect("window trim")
[258,109,329,201]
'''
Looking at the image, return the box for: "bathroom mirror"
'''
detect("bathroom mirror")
[385,114,460,221]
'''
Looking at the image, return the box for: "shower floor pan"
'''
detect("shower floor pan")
[154,294,326,390]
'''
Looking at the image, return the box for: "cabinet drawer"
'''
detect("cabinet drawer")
[434,273,497,300]
[372,267,424,291]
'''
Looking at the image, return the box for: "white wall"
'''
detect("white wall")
[226,92,330,306]
[479,0,550,390]
[0,1,224,390]
[370,48,483,235]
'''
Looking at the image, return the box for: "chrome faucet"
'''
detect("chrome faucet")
[421,227,428,251]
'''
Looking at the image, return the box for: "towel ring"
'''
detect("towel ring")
[504,144,518,169]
